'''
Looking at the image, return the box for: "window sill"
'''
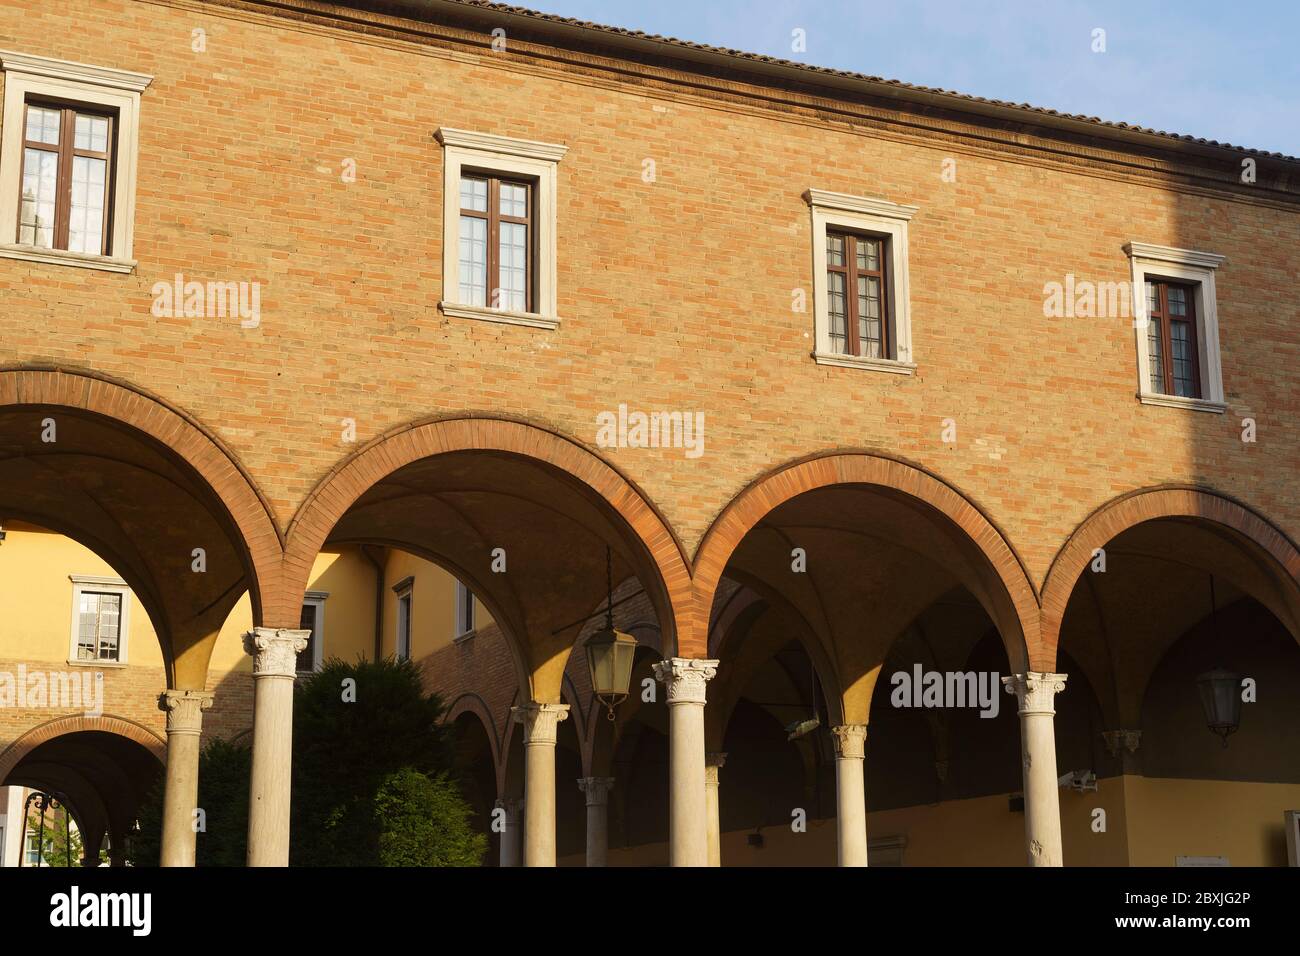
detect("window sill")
[453,628,477,645]
[0,243,136,273]
[66,659,122,668]
[439,300,559,331]
[813,351,916,375]
[1138,392,1226,414]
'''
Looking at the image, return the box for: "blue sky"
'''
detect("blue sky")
[525,0,1300,157]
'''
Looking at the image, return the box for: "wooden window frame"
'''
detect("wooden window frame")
[1145,278,1201,399]
[454,580,476,638]
[826,229,890,359]
[459,172,534,314]
[18,99,116,255]
[297,592,327,674]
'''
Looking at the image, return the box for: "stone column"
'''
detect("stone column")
[1003,673,1069,867]
[243,627,308,867]
[495,797,524,867]
[158,689,213,867]
[831,724,868,867]
[512,702,569,867]
[705,751,727,867]
[652,658,719,867]
[577,776,615,867]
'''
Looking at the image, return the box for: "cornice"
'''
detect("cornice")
[144,0,1300,208]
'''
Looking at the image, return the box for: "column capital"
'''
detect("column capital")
[1002,672,1068,716]
[577,776,615,806]
[243,627,309,678]
[495,796,525,814]
[704,752,727,788]
[831,724,868,759]
[1101,728,1142,756]
[512,702,569,745]
[159,689,213,735]
[652,657,719,704]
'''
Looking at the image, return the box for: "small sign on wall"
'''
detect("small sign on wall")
[1175,855,1229,866]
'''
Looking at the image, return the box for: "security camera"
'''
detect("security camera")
[1058,769,1097,792]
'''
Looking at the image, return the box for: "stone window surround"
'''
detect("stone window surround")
[0,49,152,274]
[299,589,328,674]
[68,574,131,667]
[435,127,567,330]
[1125,241,1227,414]
[805,188,918,375]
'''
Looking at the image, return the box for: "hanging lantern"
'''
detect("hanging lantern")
[1196,576,1241,747]
[585,546,637,718]
[1197,667,1242,746]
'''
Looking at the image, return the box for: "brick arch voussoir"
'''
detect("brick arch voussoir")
[1039,485,1300,671]
[0,368,283,624]
[280,416,692,652]
[693,452,1039,671]
[0,714,167,783]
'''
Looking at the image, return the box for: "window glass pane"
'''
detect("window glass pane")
[458,215,487,306]
[74,114,109,152]
[858,275,882,358]
[1148,316,1164,393]
[20,148,59,248]
[26,105,60,144]
[500,182,527,217]
[1171,321,1196,397]
[826,233,844,267]
[1146,281,1159,316]
[498,220,528,311]
[459,177,487,212]
[1167,285,1188,316]
[97,592,121,660]
[858,238,880,271]
[827,270,847,352]
[68,156,108,255]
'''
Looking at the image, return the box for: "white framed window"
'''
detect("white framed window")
[454,580,476,640]
[1125,242,1227,413]
[393,576,413,661]
[805,188,918,374]
[435,127,566,330]
[297,591,328,673]
[0,50,151,272]
[68,575,130,665]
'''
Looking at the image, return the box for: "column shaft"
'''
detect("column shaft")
[514,703,569,867]
[159,689,213,867]
[496,798,523,867]
[832,725,868,867]
[704,752,726,867]
[1004,672,1068,867]
[653,658,719,867]
[577,777,614,867]
[244,628,309,867]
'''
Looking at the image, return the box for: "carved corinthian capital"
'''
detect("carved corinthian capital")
[160,689,214,736]
[512,702,569,745]
[831,724,868,759]
[1002,672,1068,716]
[652,658,719,705]
[577,776,615,806]
[243,627,310,678]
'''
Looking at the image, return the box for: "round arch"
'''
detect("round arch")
[692,452,1039,670]
[280,416,693,666]
[0,714,166,782]
[0,368,282,687]
[1039,485,1300,670]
